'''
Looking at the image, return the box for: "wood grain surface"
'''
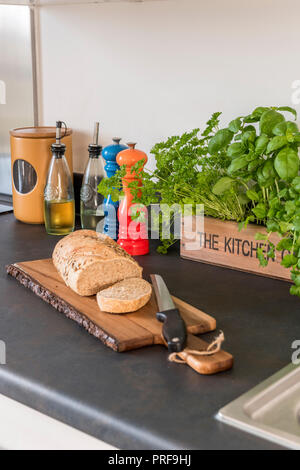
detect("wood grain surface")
[181,216,291,281]
[7,258,233,374]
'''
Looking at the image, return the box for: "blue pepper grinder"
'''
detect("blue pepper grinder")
[102,138,128,240]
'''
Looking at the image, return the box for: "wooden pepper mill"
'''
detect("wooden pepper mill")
[117,143,149,256]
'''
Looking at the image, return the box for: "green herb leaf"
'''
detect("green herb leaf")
[291,271,300,287]
[286,121,299,133]
[276,238,293,251]
[252,203,267,219]
[266,220,280,232]
[276,106,297,120]
[260,110,285,137]
[251,107,270,118]
[272,121,287,136]
[212,176,234,195]
[228,118,242,133]
[292,176,300,193]
[208,129,233,154]
[227,142,243,158]
[262,160,275,180]
[279,221,293,233]
[266,136,287,154]
[255,135,269,154]
[257,247,268,267]
[293,215,300,231]
[228,156,248,174]
[281,254,297,268]
[241,130,256,145]
[248,159,260,172]
[255,232,268,240]
[285,200,295,216]
[246,189,259,201]
[290,285,300,296]
[274,148,299,180]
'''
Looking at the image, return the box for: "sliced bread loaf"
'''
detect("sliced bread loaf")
[53,230,142,296]
[97,278,152,314]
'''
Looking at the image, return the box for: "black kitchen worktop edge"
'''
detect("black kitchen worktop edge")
[1,213,297,449]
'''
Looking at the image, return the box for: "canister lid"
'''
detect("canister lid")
[10,127,72,139]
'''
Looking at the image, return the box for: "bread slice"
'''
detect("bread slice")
[53,230,142,296]
[97,278,152,314]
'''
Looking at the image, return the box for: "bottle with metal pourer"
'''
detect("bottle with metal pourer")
[44,121,75,235]
[80,122,105,231]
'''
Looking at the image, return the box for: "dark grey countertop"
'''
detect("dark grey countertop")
[1,213,298,449]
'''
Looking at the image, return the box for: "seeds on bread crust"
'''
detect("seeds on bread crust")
[53,230,142,296]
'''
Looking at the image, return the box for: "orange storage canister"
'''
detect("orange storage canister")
[10,127,73,224]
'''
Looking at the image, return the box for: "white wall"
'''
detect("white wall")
[37,0,300,173]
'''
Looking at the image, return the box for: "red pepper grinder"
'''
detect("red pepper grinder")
[117,143,149,256]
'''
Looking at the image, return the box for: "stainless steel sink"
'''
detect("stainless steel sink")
[217,364,300,449]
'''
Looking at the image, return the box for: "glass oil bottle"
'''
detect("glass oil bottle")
[80,122,104,230]
[44,121,75,235]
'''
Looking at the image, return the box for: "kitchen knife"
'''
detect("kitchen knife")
[150,274,187,353]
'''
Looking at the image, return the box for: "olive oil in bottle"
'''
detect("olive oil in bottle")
[44,121,75,235]
[44,200,75,235]
[80,207,103,230]
[80,122,104,231]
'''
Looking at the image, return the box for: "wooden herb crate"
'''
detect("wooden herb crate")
[180,216,291,282]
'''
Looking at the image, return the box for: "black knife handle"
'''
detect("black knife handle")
[156,308,187,353]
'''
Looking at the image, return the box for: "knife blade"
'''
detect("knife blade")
[150,274,187,353]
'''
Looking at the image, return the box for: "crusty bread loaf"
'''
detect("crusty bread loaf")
[97,278,152,314]
[53,230,142,296]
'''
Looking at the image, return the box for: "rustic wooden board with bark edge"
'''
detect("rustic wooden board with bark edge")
[181,215,291,282]
[6,259,233,375]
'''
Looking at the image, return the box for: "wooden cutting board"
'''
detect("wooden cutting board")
[6,259,233,375]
